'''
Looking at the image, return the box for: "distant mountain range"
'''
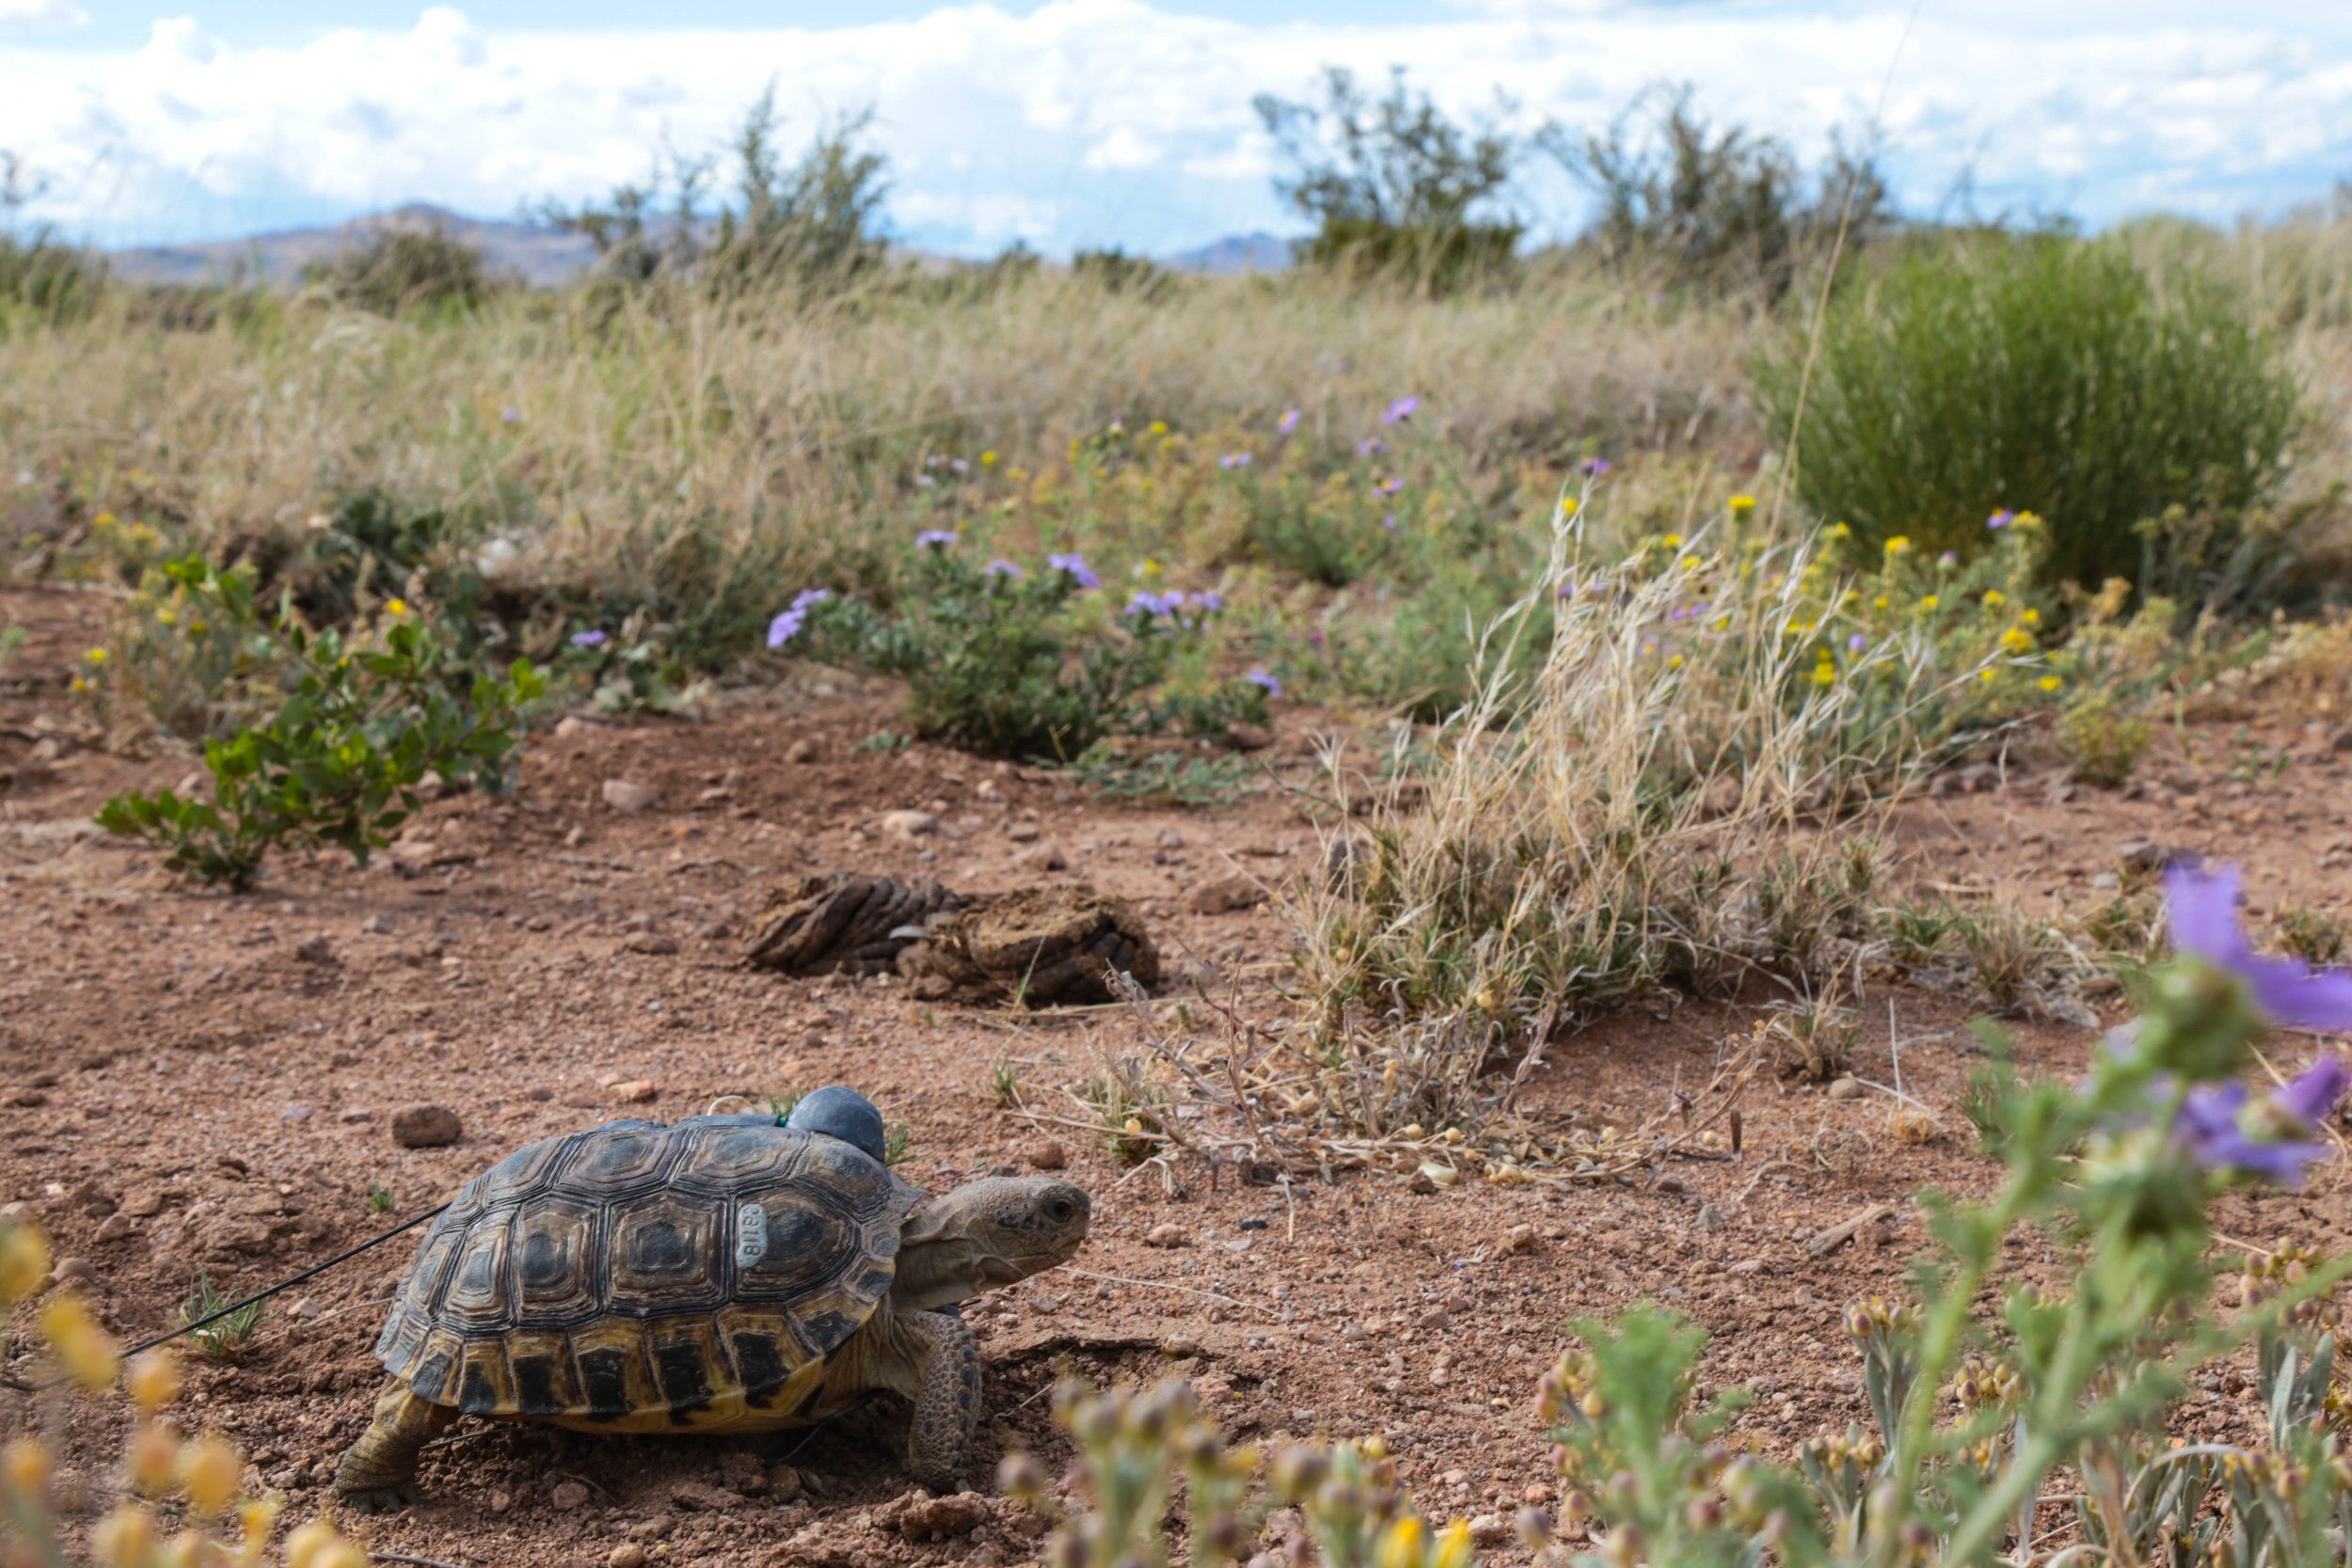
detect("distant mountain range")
[103,203,1299,286]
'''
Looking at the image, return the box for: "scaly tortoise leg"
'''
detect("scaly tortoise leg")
[898,1308,981,1493]
[333,1377,457,1513]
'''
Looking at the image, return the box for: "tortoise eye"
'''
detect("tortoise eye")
[1045,1197,1074,1224]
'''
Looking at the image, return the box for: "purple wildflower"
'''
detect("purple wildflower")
[1219,452,1253,469]
[2279,1056,2352,1126]
[1580,457,1612,477]
[1988,509,2014,531]
[1358,437,1387,458]
[569,628,610,648]
[1847,632,1869,652]
[768,610,808,648]
[914,474,936,488]
[1186,591,1224,614]
[1382,396,1421,425]
[501,405,521,424]
[948,457,970,475]
[2168,863,2352,1034]
[1380,515,1398,531]
[1939,550,1960,567]
[1277,408,1301,435]
[915,530,960,549]
[983,559,1025,579]
[1375,477,1404,499]
[790,588,833,612]
[1245,668,1282,698]
[1554,578,1578,600]
[1123,590,1182,619]
[1108,418,1126,436]
[1048,552,1100,591]
[2176,1078,2336,1187]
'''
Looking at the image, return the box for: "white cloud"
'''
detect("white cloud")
[0,1,2345,256]
[0,0,90,33]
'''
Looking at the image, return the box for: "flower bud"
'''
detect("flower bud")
[285,1520,342,1568]
[128,1421,181,1494]
[128,1350,183,1414]
[180,1433,242,1516]
[3,1437,52,1497]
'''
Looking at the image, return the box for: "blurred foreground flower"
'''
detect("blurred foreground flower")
[2169,863,2352,1034]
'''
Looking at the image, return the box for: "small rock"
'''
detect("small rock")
[1006,822,1041,844]
[1695,1204,1724,1233]
[670,1480,746,1512]
[6,1087,47,1108]
[1184,875,1265,914]
[2089,871,2121,892]
[51,1257,96,1287]
[611,1080,659,1103]
[1014,841,1068,872]
[94,1213,133,1243]
[1468,1514,1513,1547]
[623,931,679,956]
[120,1189,167,1218]
[1025,1139,1069,1171]
[1144,1223,1191,1248]
[294,936,335,965]
[2328,727,2352,755]
[2117,836,2169,872]
[550,1480,591,1511]
[1222,722,1275,752]
[1826,1077,1864,1101]
[608,1547,647,1568]
[602,779,659,814]
[884,1492,993,1541]
[360,913,395,935]
[1501,1224,1537,1254]
[390,1105,463,1148]
[880,809,940,838]
[785,737,820,764]
[768,1465,803,1503]
[553,715,596,740]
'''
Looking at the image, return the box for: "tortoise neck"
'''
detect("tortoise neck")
[891,1233,990,1310]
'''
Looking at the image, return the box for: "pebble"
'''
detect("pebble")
[1025,1139,1069,1171]
[294,936,335,964]
[1826,1077,1865,1101]
[623,931,679,955]
[390,1104,463,1148]
[611,1080,659,1103]
[881,809,940,838]
[1468,1514,1512,1547]
[602,779,659,814]
[1184,875,1265,914]
[360,913,395,935]
[120,1189,167,1218]
[94,1214,133,1243]
[1014,841,1068,872]
[670,1480,746,1512]
[550,1480,591,1511]
[1501,1224,1537,1254]
[1223,722,1275,752]
[1006,822,1041,844]
[608,1547,646,1568]
[1144,1223,1191,1248]
[51,1257,95,1287]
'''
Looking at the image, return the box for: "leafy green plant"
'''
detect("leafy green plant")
[784,546,1268,762]
[2276,905,2351,966]
[2056,692,2153,787]
[1759,238,2306,594]
[306,223,494,316]
[366,1183,394,1215]
[557,614,709,716]
[182,1271,263,1361]
[92,555,542,890]
[1069,744,1255,806]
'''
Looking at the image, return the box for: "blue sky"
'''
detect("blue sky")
[5,1,2349,257]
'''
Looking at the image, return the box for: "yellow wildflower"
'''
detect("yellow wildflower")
[1813,656,1836,687]
[180,1434,241,1516]
[1920,595,1940,610]
[128,1350,183,1413]
[1668,653,1684,668]
[1141,558,1164,579]
[2013,510,2044,529]
[1982,590,2007,609]
[385,598,410,617]
[1873,594,1890,610]
[94,512,117,529]
[1677,553,1701,570]
[1884,535,1912,556]
[4,1437,49,1497]
[2020,608,2041,626]
[1376,1515,1427,1568]
[156,609,176,625]
[92,1503,157,1568]
[1662,533,1683,548]
[40,1295,119,1391]
[1435,1518,1476,1568]
[70,676,87,693]
[1728,495,1756,515]
[1979,668,1998,683]
[84,647,108,664]
[1825,521,1852,540]
[2000,626,2035,654]
[2040,674,2063,691]
[0,1224,50,1302]
[1148,420,1168,436]
[1559,498,1580,519]
[128,1421,179,1493]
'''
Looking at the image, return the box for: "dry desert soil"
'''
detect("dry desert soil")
[5,581,2352,1567]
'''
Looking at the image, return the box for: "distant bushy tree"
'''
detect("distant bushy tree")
[547,87,890,301]
[307,224,494,315]
[1254,67,1523,293]
[0,150,106,324]
[1542,84,1891,306]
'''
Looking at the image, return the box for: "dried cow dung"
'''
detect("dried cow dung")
[740,873,962,975]
[898,884,1158,1005]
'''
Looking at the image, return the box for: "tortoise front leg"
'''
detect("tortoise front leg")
[897,1308,981,1492]
[333,1377,457,1513]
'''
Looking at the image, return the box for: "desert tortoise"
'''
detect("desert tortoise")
[333,1111,1089,1509]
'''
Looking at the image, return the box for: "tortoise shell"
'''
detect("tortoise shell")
[373,1117,921,1433]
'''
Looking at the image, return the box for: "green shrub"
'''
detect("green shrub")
[1,153,105,325]
[93,556,542,889]
[2055,692,2153,787]
[307,224,494,315]
[1758,239,2306,595]
[785,545,1269,761]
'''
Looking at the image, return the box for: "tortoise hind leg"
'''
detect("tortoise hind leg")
[333,1378,457,1513]
[895,1309,981,1493]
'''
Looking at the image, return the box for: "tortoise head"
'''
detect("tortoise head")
[891,1177,1091,1309]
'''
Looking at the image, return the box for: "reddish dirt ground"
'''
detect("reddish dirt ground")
[5,581,2350,1568]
